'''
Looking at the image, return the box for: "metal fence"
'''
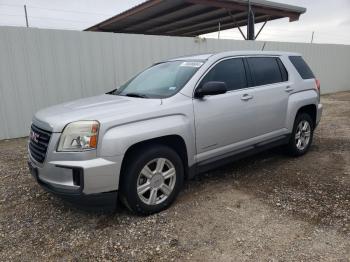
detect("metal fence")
[0,26,349,139]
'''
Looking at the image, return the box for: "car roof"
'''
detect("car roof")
[169,54,213,61]
[169,51,301,61]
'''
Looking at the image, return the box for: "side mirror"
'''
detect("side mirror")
[195,81,227,98]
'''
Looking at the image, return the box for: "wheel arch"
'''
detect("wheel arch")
[295,104,317,128]
[120,135,190,182]
[286,90,318,131]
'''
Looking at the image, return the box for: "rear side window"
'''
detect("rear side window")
[277,58,288,82]
[289,56,315,79]
[247,57,285,86]
[200,58,247,91]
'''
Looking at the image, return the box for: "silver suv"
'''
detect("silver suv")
[28,51,323,215]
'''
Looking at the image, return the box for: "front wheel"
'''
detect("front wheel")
[285,113,314,156]
[120,145,184,215]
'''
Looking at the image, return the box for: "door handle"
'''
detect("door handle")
[285,86,294,93]
[241,94,253,101]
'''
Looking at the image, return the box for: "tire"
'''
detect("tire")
[120,144,184,216]
[285,113,314,156]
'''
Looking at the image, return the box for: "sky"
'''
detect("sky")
[0,0,349,45]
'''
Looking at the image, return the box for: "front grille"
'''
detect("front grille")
[29,125,52,163]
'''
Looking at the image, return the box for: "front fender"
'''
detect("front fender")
[286,90,318,131]
[98,114,196,166]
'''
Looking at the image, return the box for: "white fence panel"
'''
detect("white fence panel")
[0,26,349,139]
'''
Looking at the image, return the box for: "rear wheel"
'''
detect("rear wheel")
[285,113,314,156]
[120,145,184,215]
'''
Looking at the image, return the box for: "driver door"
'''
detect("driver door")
[193,57,256,163]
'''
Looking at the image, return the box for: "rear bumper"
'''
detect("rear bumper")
[316,103,323,127]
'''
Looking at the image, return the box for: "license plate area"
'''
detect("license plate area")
[28,161,38,179]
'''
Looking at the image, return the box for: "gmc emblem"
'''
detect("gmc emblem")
[30,130,40,143]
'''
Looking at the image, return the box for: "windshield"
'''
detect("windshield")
[112,60,204,98]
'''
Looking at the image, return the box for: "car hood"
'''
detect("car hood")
[33,94,162,132]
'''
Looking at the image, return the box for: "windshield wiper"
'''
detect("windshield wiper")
[106,88,118,95]
[124,93,149,98]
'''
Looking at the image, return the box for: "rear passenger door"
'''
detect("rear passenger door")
[246,57,290,138]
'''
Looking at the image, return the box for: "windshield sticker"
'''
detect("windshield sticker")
[168,86,177,90]
[180,62,203,68]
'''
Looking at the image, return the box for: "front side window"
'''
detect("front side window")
[247,57,285,86]
[199,58,247,91]
[113,61,203,98]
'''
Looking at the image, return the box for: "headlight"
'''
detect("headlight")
[57,121,99,152]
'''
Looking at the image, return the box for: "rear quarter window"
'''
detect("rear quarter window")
[289,56,315,79]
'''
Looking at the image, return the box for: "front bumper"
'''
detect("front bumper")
[28,132,123,193]
[28,132,124,209]
[28,160,119,210]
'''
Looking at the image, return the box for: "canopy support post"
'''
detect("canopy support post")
[247,0,255,40]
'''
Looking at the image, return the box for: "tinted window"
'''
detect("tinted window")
[289,56,315,79]
[200,58,247,91]
[277,58,288,82]
[247,57,284,86]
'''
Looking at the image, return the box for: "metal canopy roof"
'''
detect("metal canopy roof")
[85,0,306,37]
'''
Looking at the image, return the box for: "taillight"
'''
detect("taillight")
[315,79,321,92]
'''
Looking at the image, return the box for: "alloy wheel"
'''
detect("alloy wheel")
[137,158,176,205]
[295,120,311,151]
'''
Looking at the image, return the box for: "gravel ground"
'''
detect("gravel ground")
[1,92,349,261]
